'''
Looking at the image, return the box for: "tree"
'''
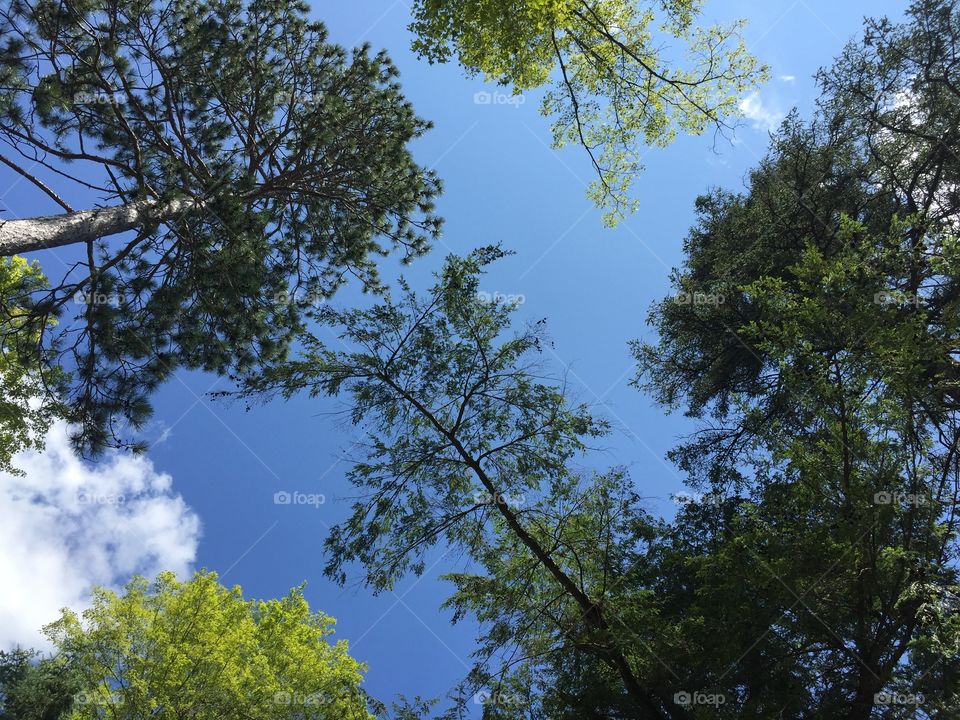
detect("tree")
[408,0,766,224]
[0,0,441,452]
[233,247,691,719]
[0,256,62,472]
[0,648,81,720]
[634,1,960,716]
[39,571,373,720]
[230,4,960,716]
[231,236,956,718]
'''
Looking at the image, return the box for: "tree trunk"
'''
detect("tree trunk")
[0,196,197,256]
[374,372,682,720]
[846,663,882,720]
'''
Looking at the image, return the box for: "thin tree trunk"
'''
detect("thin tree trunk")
[376,371,683,720]
[0,196,197,256]
[847,671,882,720]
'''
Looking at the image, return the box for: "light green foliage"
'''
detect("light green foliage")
[409,0,767,224]
[0,256,61,473]
[44,571,372,720]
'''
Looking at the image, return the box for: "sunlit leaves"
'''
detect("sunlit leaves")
[410,0,766,224]
[43,571,372,720]
[0,256,63,472]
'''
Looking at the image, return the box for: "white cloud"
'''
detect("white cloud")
[0,423,201,650]
[739,91,785,133]
[778,74,797,83]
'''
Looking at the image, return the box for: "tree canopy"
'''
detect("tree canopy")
[0,647,81,720]
[233,246,680,718]
[2,571,373,720]
[230,3,960,717]
[0,0,441,453]
[633,0,960,715]
[408,0,767,224]
[5,1,960,719]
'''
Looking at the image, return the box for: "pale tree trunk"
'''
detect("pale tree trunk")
[0,196,197,256]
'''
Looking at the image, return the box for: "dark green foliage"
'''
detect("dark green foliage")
[0,0,441,453]
[0,649,79,720]
[634,1,960,716]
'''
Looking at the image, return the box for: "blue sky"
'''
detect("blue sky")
[0,0,907,713]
